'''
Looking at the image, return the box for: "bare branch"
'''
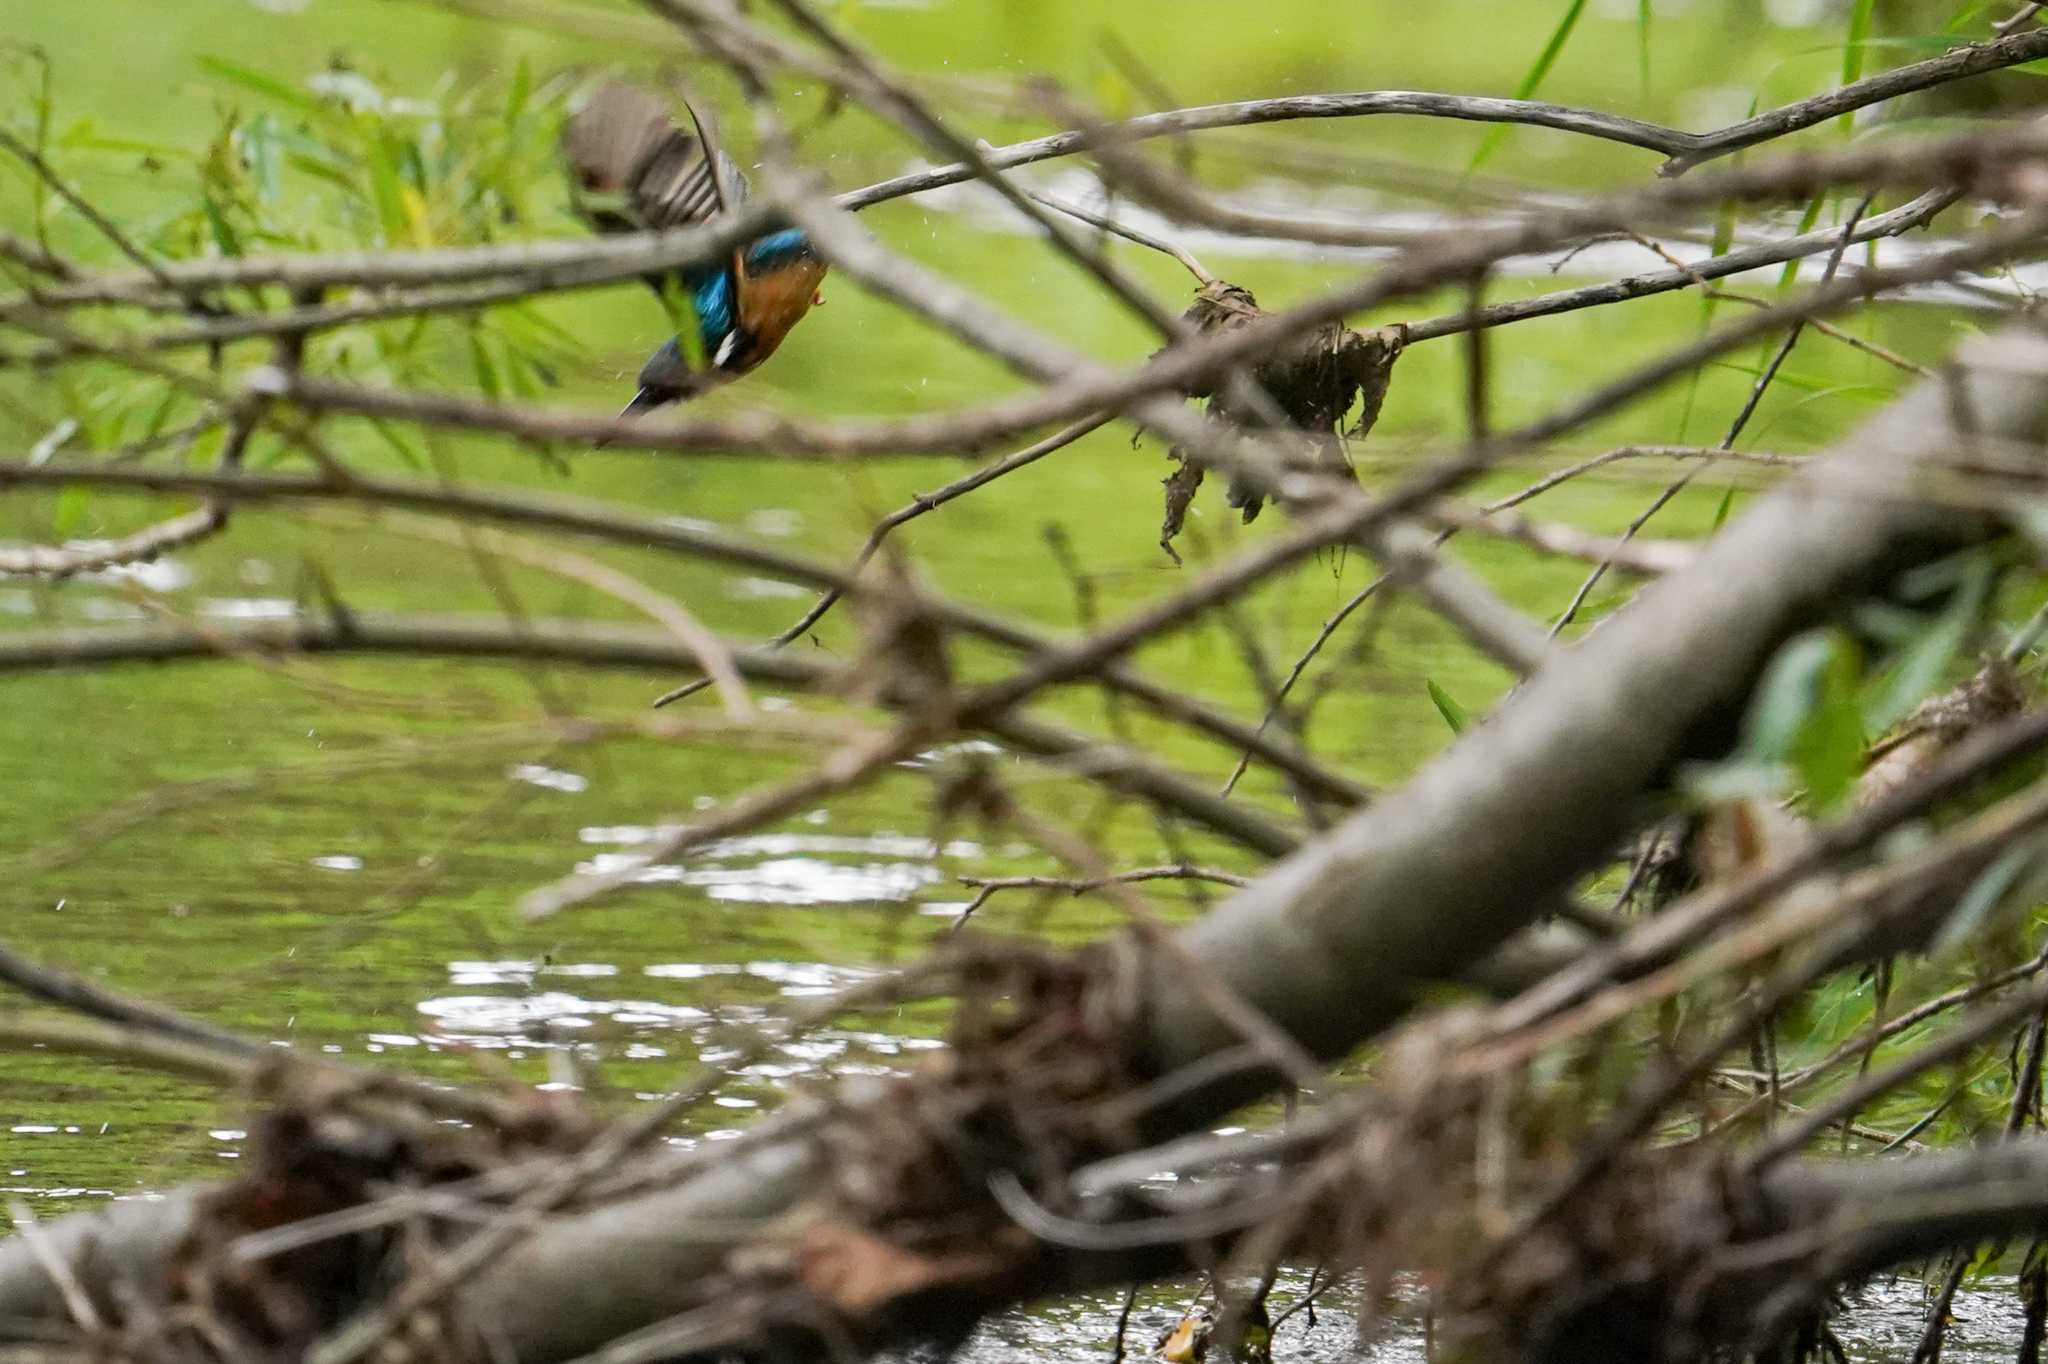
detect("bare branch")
[1660,25,2048,174]
[0,457,1362,805]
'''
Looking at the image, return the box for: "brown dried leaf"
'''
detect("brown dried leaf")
[1160,454,1205,563]
[1687,798,1806,886]
[1344,325,1406,441]
[1857,657,2025,807]
[1157,280,1406,547]
[792,1222,1009,1318]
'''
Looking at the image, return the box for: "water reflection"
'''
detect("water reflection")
[645,960,879,994]
[742,508,803,538]
[413,957,937,1081]
[575,829,986,859]
[569,828,984,905]
[935,1270,2036,1364]
[417,990,712,1040]
[509,764,589,793]
[199,597,298,620]
[569,853,938,904]
[728,576,811,600]
[87,559,192,593]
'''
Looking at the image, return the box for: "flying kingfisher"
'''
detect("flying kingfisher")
[561,81,828,420]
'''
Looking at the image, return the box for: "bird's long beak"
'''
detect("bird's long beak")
[596,389,659,449]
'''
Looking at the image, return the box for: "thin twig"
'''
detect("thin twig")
[1548,194,1874,636]
[1027,190,1215,284]
[652,413,1113,707]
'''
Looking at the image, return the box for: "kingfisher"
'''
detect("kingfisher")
[561,81,828,420]
[1154,1301,1272,1364]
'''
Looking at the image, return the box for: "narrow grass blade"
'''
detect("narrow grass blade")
[1469,0,1588,172]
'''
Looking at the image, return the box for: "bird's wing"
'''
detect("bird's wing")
[562,82,750,250]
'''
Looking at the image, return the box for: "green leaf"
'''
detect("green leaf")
[398,135,429,196]
[504,55,533,127]
[1711,485,1736,531]
[1788,638,1865,812]
[502,345,542,400]
[138,387,179,443]
[1743,629,1852,765]
[1468,0,1587,172]
[1426,679,1469,734]
[1637,0,1651,97]
[1840,0,1877,135]
[284,149,359,197]
[368,416,425,470]
[1091,67,1132,119]
[55,129,188,161]
[1776,193,1827,291]
[1739,628,1867,811]
[1945,2,2002,32]
[1932,844,2040,954]
[196,55,323,115]
[200,191,243,258]
[469,331,502,401]
[500,300,584,354]
[51,485,92,537]
[16,45,54,246]
[1676,189,1746,442]
[660,275,708,370]
[239,113,282,203]
[182,425,227,469]
[360,119,409,244]
[1864,552,1992,733]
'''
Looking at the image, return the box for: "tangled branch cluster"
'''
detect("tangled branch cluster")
[12,3,2048,1363]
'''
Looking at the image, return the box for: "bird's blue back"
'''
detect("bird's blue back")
[688,269,735,350]
[743,228,813,271]
[685,228,813,353]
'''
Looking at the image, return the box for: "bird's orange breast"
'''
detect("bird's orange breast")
[736,258,830,368]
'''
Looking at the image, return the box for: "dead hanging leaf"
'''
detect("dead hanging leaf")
[1175,280,1263,400]
[1857,655,2024,807]
[1157,280,1404,557]
[791,1221,1015,1318]
[1656,657,2031,928]
[1687,797,1806,887]
[1347,325,1403,440]
[1159,455,1205,563]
